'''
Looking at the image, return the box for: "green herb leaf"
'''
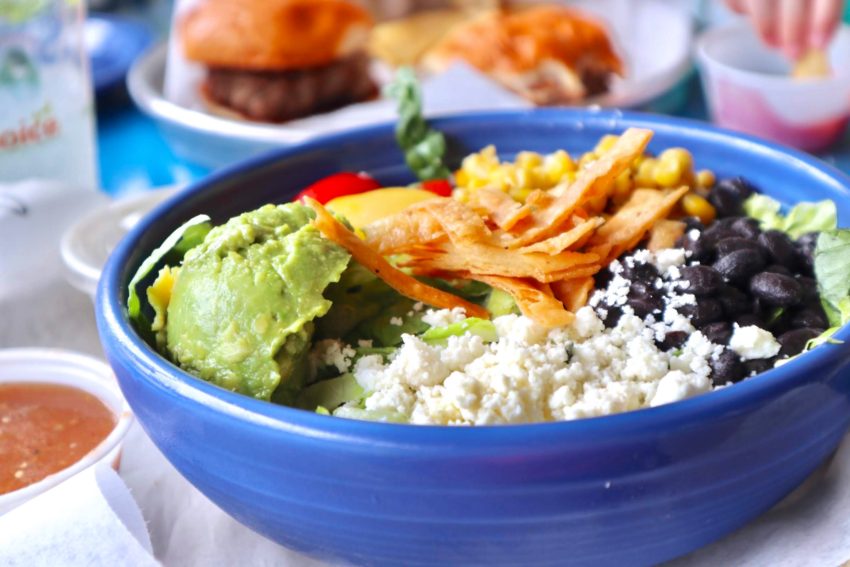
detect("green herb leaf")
[743,194,837,239]
[421,317,498,347]
[127,214,211,323]
[385,67,451,181]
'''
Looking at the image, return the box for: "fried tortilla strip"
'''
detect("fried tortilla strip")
[474,274,574,328]
[588,187,689,263]
[551,277,595,313]
[468,187,527,230]
[307,198,489,319]
[518,217,604,255]
[647,219,686,252]
[364,206,446,254]
[420,198,492,244]
[508,128,653,248]
[403,242,601,283]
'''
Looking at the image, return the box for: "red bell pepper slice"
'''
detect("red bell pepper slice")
[294,172,381,204]
[421,179,453,197]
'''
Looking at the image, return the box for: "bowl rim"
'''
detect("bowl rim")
[0,348,134,510]
[98,107,850,444]
[696,21,850,87]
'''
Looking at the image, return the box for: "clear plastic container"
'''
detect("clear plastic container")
[0,1,98,188]
[696,23,850,152]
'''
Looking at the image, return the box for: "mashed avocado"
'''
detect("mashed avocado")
[164,203,350,401]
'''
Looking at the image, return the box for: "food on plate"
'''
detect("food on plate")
[129,79,848,425]
[368,8,475,68]
[421,5,624,104]
[0,383,115,494]
[792,49,831,79]
[179,0,376,122]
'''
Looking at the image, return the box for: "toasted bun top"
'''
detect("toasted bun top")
[423,5,623,77]
[181,0,373,71]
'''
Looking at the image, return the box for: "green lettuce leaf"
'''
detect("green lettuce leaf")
[814,229,850,327]
[421,317,498,347]
[385,67,451,181]
[743,194,837,239]
[127,214,211,325]
[296,373,364,412]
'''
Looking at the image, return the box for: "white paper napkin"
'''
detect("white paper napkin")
[0,464,159,567]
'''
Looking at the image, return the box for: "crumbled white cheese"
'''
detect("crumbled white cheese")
[352,307,722,425]
[357,339,373,348]
[421,307,467,327]
[729,325,781,360]
[389,316,404,326]
[313,339,356,374]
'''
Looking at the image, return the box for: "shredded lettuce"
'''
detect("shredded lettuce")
[332,404,407,423]
[814,229,850,327]
[127,214,211,327]
[421,317,498,347]
[385,67,451,182]
[743,194,837,239]
[296,373,364,412]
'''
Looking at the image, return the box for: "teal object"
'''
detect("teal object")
[97,109,850,567]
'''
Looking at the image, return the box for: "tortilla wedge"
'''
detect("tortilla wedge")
[307,198,489,319]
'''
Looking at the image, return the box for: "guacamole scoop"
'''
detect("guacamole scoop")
[162,203,350,401]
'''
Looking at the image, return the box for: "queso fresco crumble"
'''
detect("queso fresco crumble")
[323,247,782,425]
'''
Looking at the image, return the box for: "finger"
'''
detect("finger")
[809,0,843,48]
[747,0,781,47]
[726,0,748,13]
[779,0,808,59]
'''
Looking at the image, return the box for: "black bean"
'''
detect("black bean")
[676,233,712,262]
[744,358,775,376]
[789,307,828,329]
[621,261,660,283]
[795,276,819,302]
[679,265,723,295]
[715,177,755,201]
[601,306,622,328]
[594,268,614,290]
[764,264,793,276]
[710,350,747,385]
[750,272,804,307]
[778,327,824,357]
[682,216,705,232]
[730,217,762,239]
[736,313,765,328]
[657,330,688,351]
[679,298,724,326]
[627,281,663,317]
[758,230,799,268]
[700,321,733,345]
[718,285,752,317]
[716,237,766,258]
[702,224,739,248]
[713,249,767,282]
[796,232,819,274]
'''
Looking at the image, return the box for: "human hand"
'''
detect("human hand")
[725,0,844,59]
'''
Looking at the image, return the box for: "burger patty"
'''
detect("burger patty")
[205,52,376,123]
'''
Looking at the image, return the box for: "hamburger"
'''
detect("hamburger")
[180,0,377,123]
[422,5,624,105]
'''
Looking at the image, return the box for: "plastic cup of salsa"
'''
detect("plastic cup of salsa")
[0,348,133,514]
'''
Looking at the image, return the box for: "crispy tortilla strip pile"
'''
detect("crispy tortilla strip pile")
[309,127,690,328]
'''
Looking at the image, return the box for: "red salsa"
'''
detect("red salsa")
[0,383,116,495]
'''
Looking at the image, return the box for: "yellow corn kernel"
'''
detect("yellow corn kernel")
[612,170,632,206]
[585,194,608,214]
[543,150,576,184]
[455,169,469,187]
[696,169,716,189]
[635,158,658,187]
[654,158,683,188]
[659,148,694,170]
[454,188,470,202]
[516,151,543,168]
[578,151,598,169]
[681,192,716,224]
[508,186,533,202]
[594,134,619,154]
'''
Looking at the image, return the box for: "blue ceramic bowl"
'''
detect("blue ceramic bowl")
[97,110,850,567]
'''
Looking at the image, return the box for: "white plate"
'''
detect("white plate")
[127,0,691,169]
